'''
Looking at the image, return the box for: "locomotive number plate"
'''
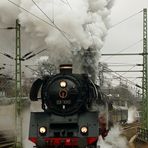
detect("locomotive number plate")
[56,100,71,105]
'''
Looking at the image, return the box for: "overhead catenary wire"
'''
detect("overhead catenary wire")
[103,70,143,72]
[107,64,143,66]
[102,77,142,95]
[0,3,50,62]
[102,39,143,62]
[24,64,38,67]
[105,62,143,65]
[7,1,143,46]
[103,81,142,95]
[101,10,143,88]
[100,63,142,89]
[24,65,39,74]
[31,0,73,46]
[5,1,143,89]
[0,51,14,60]
[22,44,46,58]
[21,48,47,61]
[52,0,55,23]
[120,65,137,76]
[0,27,16,30]
[0,67,5,70]
[21,51,33,59]
[125,77,142,79]
[0,47,46,61]
[8,0,55,28]
[110,10,143,29]
[102,53,147,56]
[100,10,143,90]
[59,0,72,9]
[0,63,13,66]
[65,0,72,9]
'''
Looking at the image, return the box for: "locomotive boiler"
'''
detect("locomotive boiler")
[29,64,103,148]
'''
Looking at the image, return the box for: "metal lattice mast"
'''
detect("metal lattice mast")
[15,19,22,147]
[142,8,148,128]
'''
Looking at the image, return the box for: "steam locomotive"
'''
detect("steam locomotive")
[29,64,104,148]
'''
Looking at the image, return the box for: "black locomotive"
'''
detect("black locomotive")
[29,64,103,148]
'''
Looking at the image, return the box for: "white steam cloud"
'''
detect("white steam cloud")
[0,1,114,147]
[97,125,129,148]
[127,106,138,124]
[0,0,113,81]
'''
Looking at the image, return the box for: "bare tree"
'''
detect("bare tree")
[0,75,15,97]
[35,60,57,77]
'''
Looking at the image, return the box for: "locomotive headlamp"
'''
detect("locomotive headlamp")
[39,127,47,135]
[60,81,67,88]
[80,126,88,134]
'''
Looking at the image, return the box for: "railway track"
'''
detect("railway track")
[122,122,140,141]
[0,131,15,148]
[122,122,140,131]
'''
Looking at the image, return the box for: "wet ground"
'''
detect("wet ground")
[134,140,148,148]
[121,123,148,148]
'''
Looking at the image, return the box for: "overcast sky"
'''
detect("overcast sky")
[101,0,148,86]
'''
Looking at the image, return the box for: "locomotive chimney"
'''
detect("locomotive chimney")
[59,64,72,74]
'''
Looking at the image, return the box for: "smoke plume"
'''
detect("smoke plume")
[0,1,114,147]
[0,0,113,82]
